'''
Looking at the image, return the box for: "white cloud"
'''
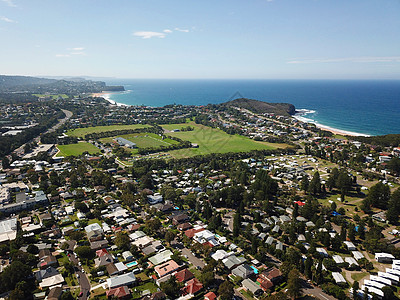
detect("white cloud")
[163,29,172,33]
[287,56,400,64]
[56,47,86,58]
[133,31,166,39]
[1,0,16,7]
[175,27,189,33]
[0,16,16,23]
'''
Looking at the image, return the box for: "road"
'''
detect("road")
[302,281,337,300]
[66,240,91,300]
[12,109,73,156]
[181,248,205,270]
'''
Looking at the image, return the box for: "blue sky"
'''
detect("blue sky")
[1,0,399,79]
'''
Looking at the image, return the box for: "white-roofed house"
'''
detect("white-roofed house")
[352,251,365,261]
[332,272,346,285]
[343,241,357,251]
[332,255,344,265]
[375,253,395,263]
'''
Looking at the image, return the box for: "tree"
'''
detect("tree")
[26,244,39,255]
[199,271,215,288]
[287,269,302,299]
[348,224,356,242]
[304,256,313,279]
[165,231,176,244]
[74,246,95,261]
[308,171,321,195]
[387,157,400,176]
[145,218,161,235]
[115,232,130,251]
[352,281,360,300]
[301,176,309,193]
[363,182,391,210]
[60,291,75,300]
[233,212,241,237]
[160,276,181,299]
[0,261,32,291]
[386,188,400,224]
[218,280,234,300]
[2,156,10,169]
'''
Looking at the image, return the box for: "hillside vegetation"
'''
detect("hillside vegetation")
[219,98,296,116]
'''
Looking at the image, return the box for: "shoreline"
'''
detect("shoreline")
[91,91,129,107]
[294,110,370,137]
[91,93,370,137]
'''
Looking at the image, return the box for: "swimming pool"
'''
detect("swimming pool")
[126,261,138,268]
[250,266,259,274]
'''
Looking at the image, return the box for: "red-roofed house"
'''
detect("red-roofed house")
[204,291,217,300]
[154,260,180,278]
[174,268,194,283]
[106,286,131,299]
[184,228,205,239]
[181,278,203,296]
[257,267,282,291]
[96,248,109,257]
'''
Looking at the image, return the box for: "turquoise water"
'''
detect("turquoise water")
[104,79,400,136]
[251,266,259,274]
[125,261,138,268]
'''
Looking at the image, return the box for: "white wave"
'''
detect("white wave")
[293,108,370,137]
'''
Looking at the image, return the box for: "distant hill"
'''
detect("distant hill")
[219,98,296,116]
[0,75,124,94]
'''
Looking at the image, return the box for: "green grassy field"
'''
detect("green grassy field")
[33,94,69,99]
[66,124,150,138]
[162,122,289,158]
[100,132,178,149]
[57,142,100,156]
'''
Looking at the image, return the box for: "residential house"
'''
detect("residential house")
[181,278,203,296]
[232,264,255,279]
[106,286,131,299]
[242,279,263,297]
[174,268,194,283]
[107,272,136,289]
[154,260,180,278]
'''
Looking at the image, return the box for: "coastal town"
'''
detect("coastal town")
[1,87,400,300]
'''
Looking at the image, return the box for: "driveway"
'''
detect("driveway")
[181,248,205,270]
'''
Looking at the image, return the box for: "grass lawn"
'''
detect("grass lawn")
[131,282,158,298]
[162,122,290,158]
[351,272,368,282]
[57,142,100,156]
[100,132,178,150]
[33,93,69,99]
[67,124,150,138]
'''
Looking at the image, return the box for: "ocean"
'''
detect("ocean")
[103,79,400,136]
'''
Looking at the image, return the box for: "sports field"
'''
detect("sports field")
[100,132,178,149]
[67,124,150,138]
[57,142,100,156]
[162,122,289,158]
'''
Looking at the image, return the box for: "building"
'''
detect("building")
[376,253,395,263]
[107,272,136,289]
[332,272,346,284]
[148,250,173,266]
[0,217,17,243]
[174,268,194,283]
[232,264,255,279]
[115,137,137,148]
[242,279,264,296]
[106,286,131,299]
[343,241,357,251]
[154,260,180,278]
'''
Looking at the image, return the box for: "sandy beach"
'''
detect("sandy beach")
[91,91,128,107]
